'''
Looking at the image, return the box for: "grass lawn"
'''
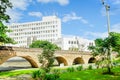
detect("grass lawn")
[60,66,120,80]
[0,66,120,80]
[0,68,38,78]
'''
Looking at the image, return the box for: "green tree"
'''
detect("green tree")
[88,32,120,73]
[30,40,60,72]
[88,38,106,56]
[29,40,60,51]
[0,0,15,45]
[110,32,120,54]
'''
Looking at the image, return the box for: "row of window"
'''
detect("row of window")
[68,41,78,44]
[11,25,59,32]
[12,30,58,36]
[37,34,58,37]
[31,25,58,30]
[89,42,94,46]
[17,41,26,44]
[13,34,58,40]
[69,47,79,51]
[68,41,94,46]
[10,21,59,28]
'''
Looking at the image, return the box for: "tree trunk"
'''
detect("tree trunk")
[107,46,112,74]
[107,66,111,73]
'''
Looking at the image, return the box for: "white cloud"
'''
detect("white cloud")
[10,0,31,10]
[37,0,52,3]
[84,23,120,39]
[111,0,120,5]
[37,0,69,6]
[28,12,43,18]
[62,12,82,22]
[89,24,94,27]
[80,18,88,24]
[57,0,69,6]
[62,12,88,24]
[62,12,94,27]
[7,9,22,23]
[111,23,120,32]
[84,31,108,39]
[7,0,32,23]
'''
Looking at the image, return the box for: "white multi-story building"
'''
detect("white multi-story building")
[54,36,94,51]
[7,16,94,51]
[7,16,61,47]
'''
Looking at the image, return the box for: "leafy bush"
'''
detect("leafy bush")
[31,69,45,80]
[32,68,61,80]
[88,65,93,70]
[67,67,75,72]
[52,69,60,74]
[76,65,83,71]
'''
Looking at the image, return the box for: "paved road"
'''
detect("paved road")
[0,59,31,71]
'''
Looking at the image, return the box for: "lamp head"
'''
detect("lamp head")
[101,0,104,5]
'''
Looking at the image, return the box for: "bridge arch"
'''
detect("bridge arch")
[19,56,38,68]
[1,56,38,68]
[88,57,96,63]
[55,56,68,66]
[73,57,84,65]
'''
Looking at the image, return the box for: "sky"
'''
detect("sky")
[7,0,120,40]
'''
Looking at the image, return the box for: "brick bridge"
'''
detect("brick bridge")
[0,46,97,68]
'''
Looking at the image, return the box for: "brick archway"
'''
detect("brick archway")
[73,57,84,65]
[0,56,39,68]
[88,57,96,63]
[55,56,68,66]
[19,56,38,68]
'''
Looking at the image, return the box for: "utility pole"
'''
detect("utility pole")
[101,0,110,35]
[101,0,112,72]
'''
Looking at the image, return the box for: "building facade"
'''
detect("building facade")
[54,36,94,51]
[8,16,61,47]
[7,16,94,51]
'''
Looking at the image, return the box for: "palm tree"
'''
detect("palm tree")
[88,33,119,73]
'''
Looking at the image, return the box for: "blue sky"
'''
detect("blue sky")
[7,0,120,40]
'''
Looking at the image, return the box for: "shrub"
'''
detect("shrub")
[67,67,75,72]
[76,65,83,71]
[88,65,93,70]
[52,69,60,74]
[31,69,45,80]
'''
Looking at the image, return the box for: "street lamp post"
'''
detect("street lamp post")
[102,0,110,35]
[101,0,112,72]
[105,5,110,35]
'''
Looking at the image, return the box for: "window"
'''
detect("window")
[74,41,76,44]
[68,41,71,44]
